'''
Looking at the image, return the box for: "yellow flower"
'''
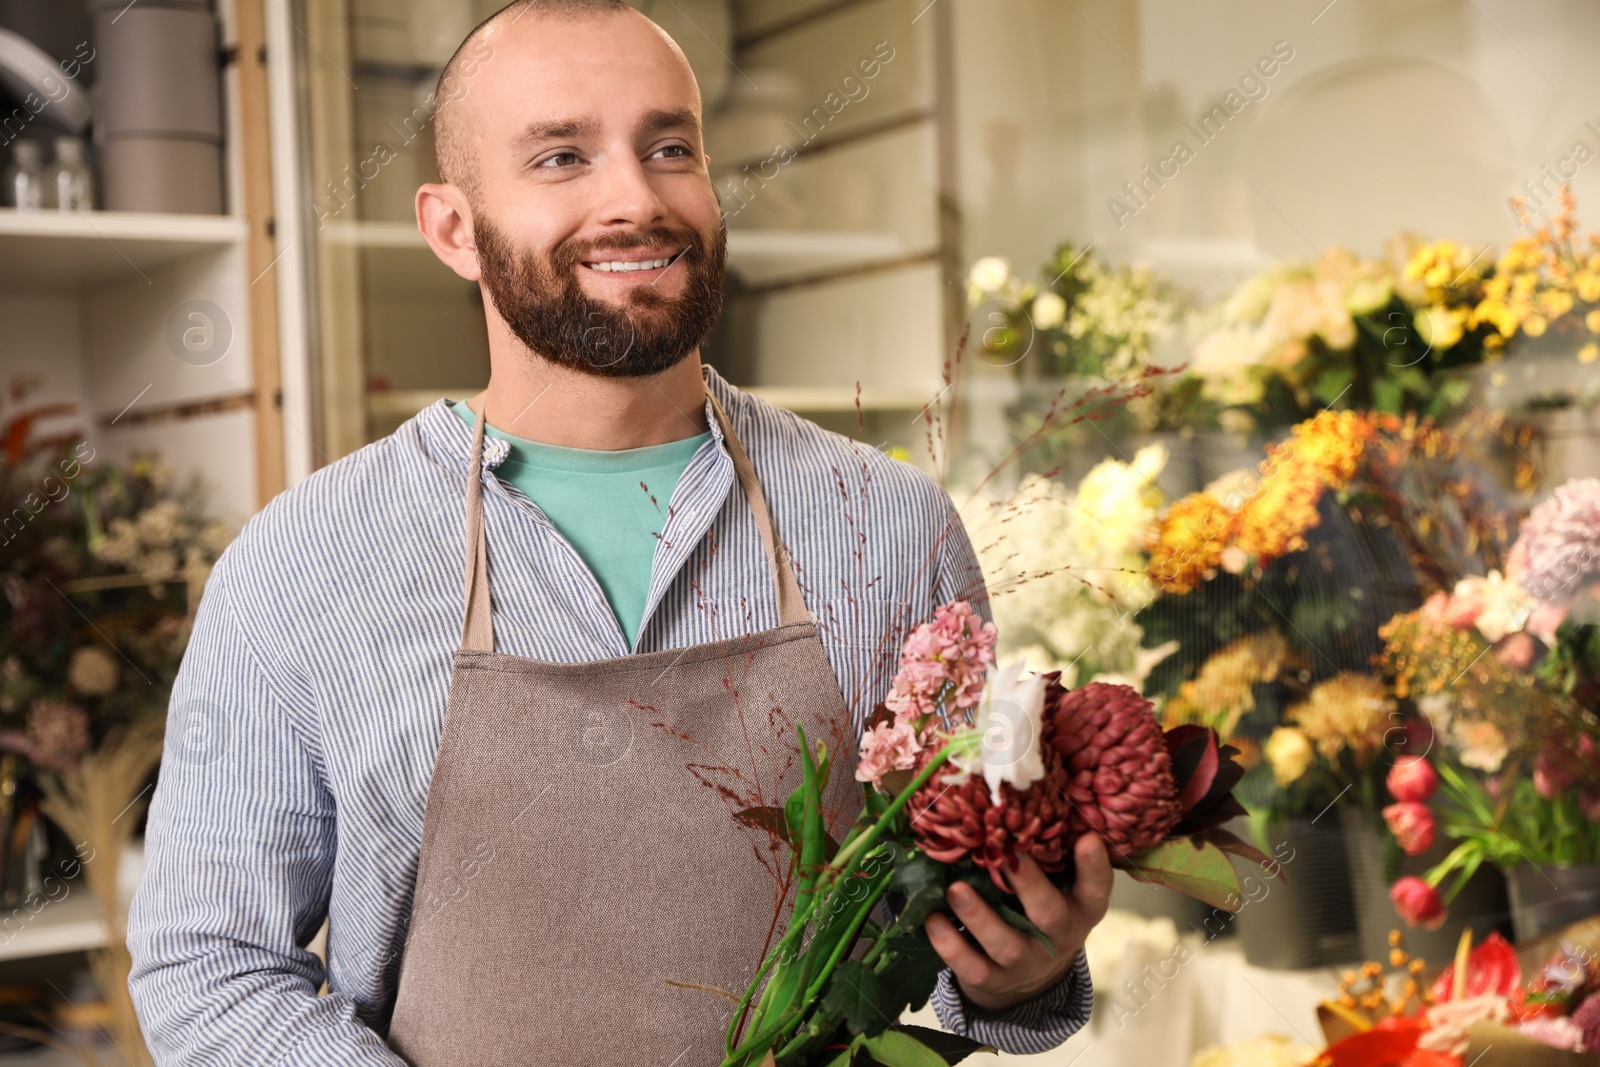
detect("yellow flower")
[1265,727,1315,786]
[1578,271,1600,302]
[1288,673,1395,764]
[1413,304,1463,351]
[1540,287,1575,320]
[1586,309,1600,333]
[1523,313,1548,337]
[1582,343,1599,364]
[1163,631,1296,739]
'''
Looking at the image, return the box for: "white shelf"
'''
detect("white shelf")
[0,890,106,963]
[0,209,245,291]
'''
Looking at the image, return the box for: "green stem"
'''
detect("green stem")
[723,732,975,1066]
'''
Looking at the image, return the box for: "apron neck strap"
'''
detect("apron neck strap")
[704,386,811,630]
[459,384,811,653]
[461,403,495,653]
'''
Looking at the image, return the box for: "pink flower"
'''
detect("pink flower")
[1496,631,1536,669]
[1420,590,1450,621]
[1387,757,1439,803]
[1582,792,1600,822]
[1516,477,1600,605]
[1383,801,1436,855]
[1517,1015,1586,1053]
[883,600,997,723]
[1527,600,1567,645]
[854,719,923,789]
[1392,876,1446,928]
[1445,576,1488,630]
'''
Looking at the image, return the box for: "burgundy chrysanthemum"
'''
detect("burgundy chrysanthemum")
[1050,682,1184,856]
[906,680,1183,891]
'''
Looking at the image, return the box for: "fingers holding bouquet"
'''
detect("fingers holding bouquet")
[927,837,1113,1012]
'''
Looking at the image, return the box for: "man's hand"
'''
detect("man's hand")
[924,835,1113,1013]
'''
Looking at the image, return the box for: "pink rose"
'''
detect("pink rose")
[1392,876,1447,929]
[1383,801,1437,856]
[1420,591,1450,621]
[1445,578,1488,630]
[854,719,923,789]
[1495,631,1536,669]
[1582,792,1600,822]
[1527,601,1567,645]
[1387,757,1439,803]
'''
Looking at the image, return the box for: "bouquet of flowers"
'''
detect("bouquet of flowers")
[719,600,1269,1067]
[1374,475,1600,929]
[1315,929,1600,1065]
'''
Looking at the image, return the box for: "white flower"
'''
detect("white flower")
[948,659,1047,805]
[1032,291,1067,330]
[1191,323,1269,406]
[968,256,1012,293]
[1418,993,1510,1057]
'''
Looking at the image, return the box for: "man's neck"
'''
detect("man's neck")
[467,335,711,451]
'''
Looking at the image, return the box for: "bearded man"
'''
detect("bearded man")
[126,2,1110,1062]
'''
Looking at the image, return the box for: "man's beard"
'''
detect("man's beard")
[473,209,727,379]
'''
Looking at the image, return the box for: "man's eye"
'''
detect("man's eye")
[539,152,581,168]
[654,144,692,159]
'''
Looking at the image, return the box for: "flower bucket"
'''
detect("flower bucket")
[1506,864,1600,943]
[1339,804,1511,964]
[1233,815,1358,969]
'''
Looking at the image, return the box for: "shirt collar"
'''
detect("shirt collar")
[421,361,734,475]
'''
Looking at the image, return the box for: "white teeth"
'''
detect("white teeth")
[586,255,675,273]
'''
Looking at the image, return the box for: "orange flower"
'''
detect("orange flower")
[1148,492,1232,593]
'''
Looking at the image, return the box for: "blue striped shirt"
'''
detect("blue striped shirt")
[125,361,1092,1064]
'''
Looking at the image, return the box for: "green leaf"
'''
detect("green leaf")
[874,929,949,1024]
[888,855,952,929]
[1312,365,1355,404]
[1121,838,1243,910]
[860,1030,952,1066]
[1372,377,1403,413]
[888,1027,997,1064]
[821,960,883,1035]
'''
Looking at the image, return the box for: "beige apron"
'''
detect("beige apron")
[387,389,861,1065]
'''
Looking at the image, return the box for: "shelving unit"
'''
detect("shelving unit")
[0,894,106,965]
[3,0,285,528]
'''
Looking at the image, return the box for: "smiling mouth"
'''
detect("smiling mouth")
[581,247,689,274]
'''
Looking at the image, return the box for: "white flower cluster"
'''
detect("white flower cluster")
[93,499,232,586]
[967,444,1169,689]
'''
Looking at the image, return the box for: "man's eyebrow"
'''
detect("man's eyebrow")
[513,108,700,152]
[639,107,700,138]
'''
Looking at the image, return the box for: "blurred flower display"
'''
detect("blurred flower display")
[0,380,233,789]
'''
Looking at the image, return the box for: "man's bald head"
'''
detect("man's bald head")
[433,0,662,201]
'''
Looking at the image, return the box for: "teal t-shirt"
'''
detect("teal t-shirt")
[450,400,712,647]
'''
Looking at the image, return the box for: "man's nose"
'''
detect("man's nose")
[594,149,669,229]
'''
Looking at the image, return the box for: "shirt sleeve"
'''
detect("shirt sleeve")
[126,559,405,1067]
[920,484,1096,1052]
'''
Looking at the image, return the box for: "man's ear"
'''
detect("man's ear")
[416,182,482,282]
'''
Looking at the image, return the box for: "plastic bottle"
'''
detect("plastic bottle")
[51,138,95,212]
[5,141,46,211]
